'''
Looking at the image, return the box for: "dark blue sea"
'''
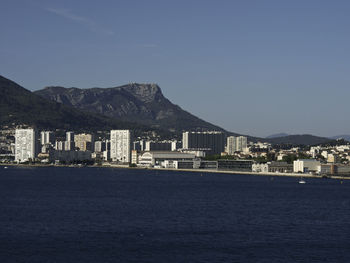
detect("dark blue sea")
[0,166,349,262]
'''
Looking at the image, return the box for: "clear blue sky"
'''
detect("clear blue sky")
[1,0,350,137]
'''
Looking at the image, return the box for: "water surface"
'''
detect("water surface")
[0,166,349,262]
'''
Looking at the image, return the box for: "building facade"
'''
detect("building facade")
[182,131,226,155]
[110,130,132,163]
[74,133,94,151]
[144,141,172,151]
[49,150,91,163]
[226,136,248,154]
[15,128,37,162]
[40,131,55,145]
[293,159,321,173]
[138,151,195,166]
[66,131,74,142]
[94,141,107,153]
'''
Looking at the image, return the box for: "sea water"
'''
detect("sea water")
[0,166,349,262]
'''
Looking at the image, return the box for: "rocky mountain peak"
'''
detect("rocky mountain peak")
[117,83,162,103]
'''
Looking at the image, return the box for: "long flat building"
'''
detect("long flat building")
[182,131,226,155]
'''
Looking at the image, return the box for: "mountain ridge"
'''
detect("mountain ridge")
[266,133,289,139]
[35,83,228,133]
[0,75,150,132]
[266,134,330,145]
[0,75,334,145]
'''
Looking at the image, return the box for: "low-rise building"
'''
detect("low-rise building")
[293,159,320,173]
[49,150,92,163]
[217,159,253,171]
[252,163,269,173]
[138,151,195,166]
[268,162,293,173]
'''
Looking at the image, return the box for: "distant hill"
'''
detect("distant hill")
[34,84,226,133]
[266,133,289,139]
[329,135,350,141]
[0,75,146,132]
[266,134,331,145]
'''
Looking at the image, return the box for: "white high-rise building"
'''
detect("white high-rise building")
[226,136,248,154]
[66,131,74,142]
[55,141,65,151]
[236,136,248,152]
[15,128,37,162]
[226,136,237,155]
[40,131,54,145]
[110,130,132,163]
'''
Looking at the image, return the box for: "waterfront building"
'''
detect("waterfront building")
[66,131,74,142]
[217,159,253,171]
[49,150,91,163]
[252,163,269,173]
[64,141,75,151]
[268,162,293,173]
[64,131,76,150]
[138,151,195,166]
[182,131,225,155]
[131,150,139,164]
[199,160,218,169]
[103,150,110,161]
[293,159,321,173]
[167,160,195,169]
[110,130,132,163]
[74,133,94,151]
[180,149,206,158]
[15,128,38,162]
[55,141,65,151]
[94,141,106,153]
[40,131,55,145]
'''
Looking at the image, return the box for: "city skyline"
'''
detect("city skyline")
[1,0,350,137]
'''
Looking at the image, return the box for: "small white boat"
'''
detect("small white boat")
[4,166,8,169]
[299,179,306,184]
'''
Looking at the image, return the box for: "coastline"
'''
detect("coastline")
[1,163,349,180]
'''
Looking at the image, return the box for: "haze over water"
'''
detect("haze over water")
[1,166,349,262]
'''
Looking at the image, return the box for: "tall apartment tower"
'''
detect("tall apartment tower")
[66,131,74,142]
[40,131,55,145]
[226,136,248,154]
[236,136,248,152]
[182,131,226,155]
[226,136,237,155]
[15,128,38,162]
[110,130,132,163]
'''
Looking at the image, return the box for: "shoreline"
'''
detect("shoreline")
[1,163,349,180]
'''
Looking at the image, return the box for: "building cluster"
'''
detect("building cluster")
[1,126,350,177]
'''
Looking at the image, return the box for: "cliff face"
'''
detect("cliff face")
[35,83,224,132]
[0,75,140,131]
